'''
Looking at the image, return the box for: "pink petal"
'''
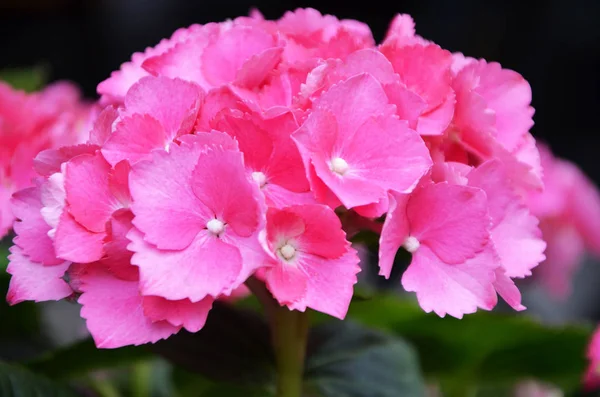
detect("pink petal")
[123,76,203,138]
[128,228,243,302]
[493,268,526,311]
[6,245,71,304]
[265,262,308,307]
[78,265,180,348]
[101,114,167,166]
[234,46,284,88]
[383,44,453,113]
[191,148,261,237]
[54,211,104,263]
[213,112,273,172]
[268,205,348,259]
[129,142,212,250]
[100,210,138,281]
[201,26,277,87]
[378,191,411,278]
[408,183,490,264]
[263,184,318,208]
[143,296,214,333]
[289,250,360,319]
[88,106,118,146]
[65,152,121,233]
[11,185,62,265]
[401,244,498,318]
[468,161,545,277]
[34,144,100,177]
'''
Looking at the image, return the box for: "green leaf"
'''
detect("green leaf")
[347,295,592,391]
[0,360,80,396]
[304,320,426,397]
[26,338,153,380]
[0,66,48,92]
[150,302,275,387]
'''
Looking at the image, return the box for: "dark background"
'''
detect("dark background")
[1,0,599,183]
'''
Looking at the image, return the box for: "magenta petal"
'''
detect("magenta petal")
[129,228,243,302]
[129,142,211,250]
[143,296,214,333]
[54,212,104,263]
[79,265,180,348]
[65,153,120,233]
[401,245,498,318]
[6,246,71,304]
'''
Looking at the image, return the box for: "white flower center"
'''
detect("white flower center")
[402,236,420,253]
[279,243,296,260]
[206,219,225,235]
[330,157,349,175]
[252,171,267,188]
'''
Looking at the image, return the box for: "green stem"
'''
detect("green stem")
[272,307,309,397]
[245,277,309,397]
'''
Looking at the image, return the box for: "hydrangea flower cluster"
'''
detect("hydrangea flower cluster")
[7,9,551,348]
[0,81,94,238]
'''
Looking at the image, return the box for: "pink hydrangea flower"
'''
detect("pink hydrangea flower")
[527,144,600,298]
[261,204,360,318]
[128,139,268,302]
[5,8,561,347]
[585,327,600,391]
[293,73,432,214]
[0,81,94,238]
[379,182,525,317]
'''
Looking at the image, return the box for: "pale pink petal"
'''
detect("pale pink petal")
[408,183,490,264]
[40,172,66,232]
[79,265,180,348]
[143,296,214,333]
[128,228,243,301]
[6,245,71,304]
[129,142,212,250]
[65,152,121,232]
[401,244,498,318]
